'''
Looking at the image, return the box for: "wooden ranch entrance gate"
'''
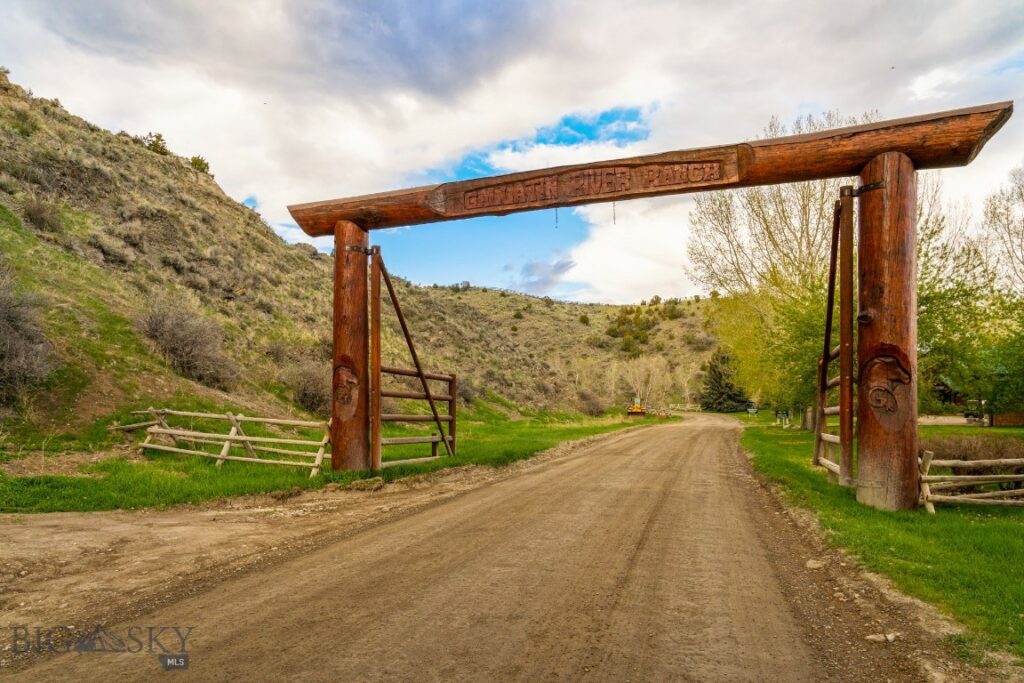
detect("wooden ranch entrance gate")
[288,102,1012,511]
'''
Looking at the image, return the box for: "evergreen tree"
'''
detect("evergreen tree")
[699,351,751,412]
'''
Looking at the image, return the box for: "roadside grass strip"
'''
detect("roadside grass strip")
[743,422,1024,660]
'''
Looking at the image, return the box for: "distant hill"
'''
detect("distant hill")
[0,69,713,446]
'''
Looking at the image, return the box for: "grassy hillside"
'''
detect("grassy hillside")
[0,68,711,453]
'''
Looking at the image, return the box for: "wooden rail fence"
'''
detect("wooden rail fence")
[918,450,1024,512]
[123,408,330,477]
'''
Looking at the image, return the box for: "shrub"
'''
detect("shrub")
[621,334,640,357]
[189,155,211,174]
[578,390,604,417]
[141,132,170,155]
[22,196,62,232]
[140,305,236,389]
[283,361,331,417]
[605,306,657,340]
[920,435,1024,489]
[513,310,524,320]
[113,222,146,252]
[457,377,478,406]
[87,233,134,268]
[160,253,188,274]
[685,332,716,352]
[2,159,45,187]
[9,108,38,137]
[265,340,291,364]
[579,313,590,325]
[0,263,54,404]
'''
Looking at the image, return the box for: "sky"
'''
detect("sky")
[1,0,1023,303]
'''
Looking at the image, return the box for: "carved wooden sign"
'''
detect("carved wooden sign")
[442,150,741,217]
[289,101,1012,234]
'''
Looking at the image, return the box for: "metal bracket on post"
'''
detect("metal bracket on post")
[345,245,374,255]
[854,181,886,197]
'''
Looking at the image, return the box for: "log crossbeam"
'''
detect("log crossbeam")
[289,102,1011,236]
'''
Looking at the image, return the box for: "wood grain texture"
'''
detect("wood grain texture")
[838,187,855,487]
[856,153,919,511]
[290,101,1012,235]
[332,220,370,471]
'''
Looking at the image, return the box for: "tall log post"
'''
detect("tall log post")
[370,249,382,471]
[856,152,919,510]
[331,220,370,471]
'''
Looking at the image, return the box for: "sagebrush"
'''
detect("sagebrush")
[283,361,331,417]
[0,263,54,403]
[140,305,236,389]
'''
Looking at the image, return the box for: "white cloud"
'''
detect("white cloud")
[563,197,698,304]
[1,0,1022,302]
[910,68,963,100]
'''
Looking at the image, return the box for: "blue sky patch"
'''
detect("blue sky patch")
[991,52,1024,75]
[325,105,654,297]
[429,105,653,184]
[533,107,651,147]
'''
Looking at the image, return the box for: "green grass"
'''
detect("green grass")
[742,423,1024,659]
[0,403,665,513]
[0,392,277,456]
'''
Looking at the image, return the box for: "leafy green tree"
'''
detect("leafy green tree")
[984,165,1024,294]
[689,111,877,299]
[915,175,995,412]
[699,351,750,412]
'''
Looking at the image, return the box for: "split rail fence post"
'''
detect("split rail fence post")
[332,220,371,471]
[855,152,919,510]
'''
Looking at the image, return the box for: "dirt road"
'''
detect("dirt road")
[4,415,1005,681]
